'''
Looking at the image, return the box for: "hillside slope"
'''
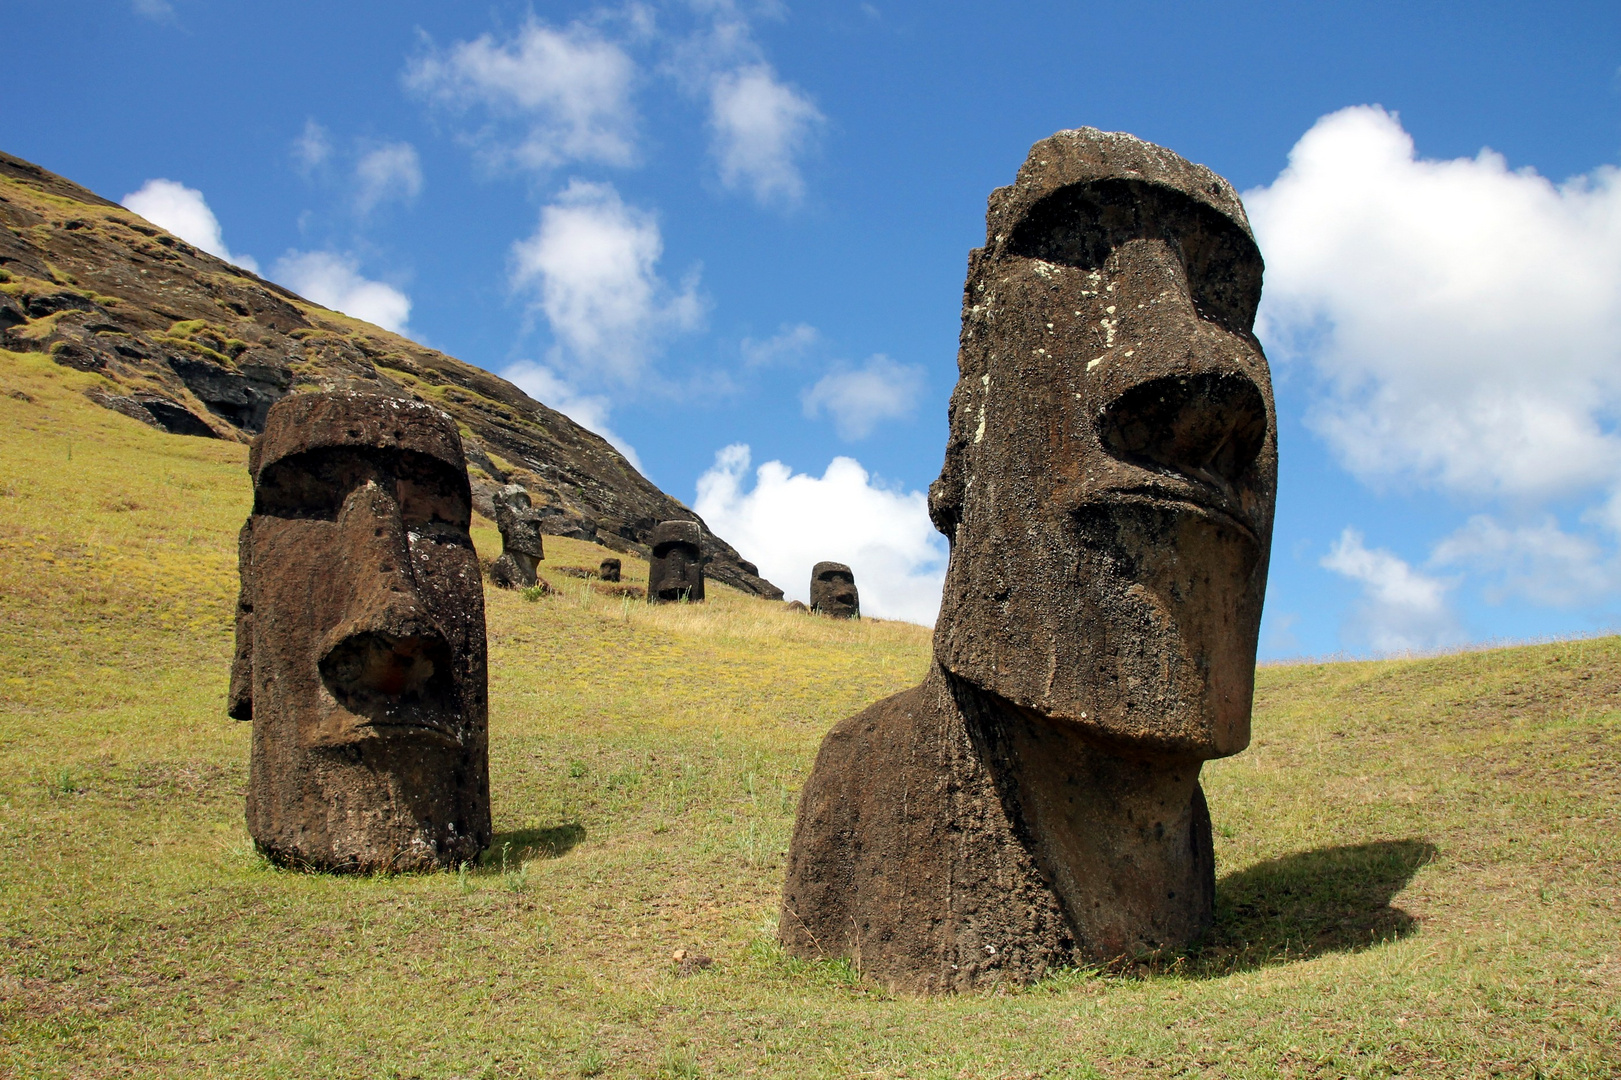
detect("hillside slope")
[0,149,782,599]
[1,355,1617,1078]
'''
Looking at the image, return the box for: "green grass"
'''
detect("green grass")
[1,347,1618,1078]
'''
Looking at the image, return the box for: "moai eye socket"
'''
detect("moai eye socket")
[1096,372,1268,486]
[1007,178,1264,336]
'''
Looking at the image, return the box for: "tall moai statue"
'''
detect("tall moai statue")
[780,129,1277,991]
[647,520,705,603]
[228,391,493,872]
[810,562,859,619]
[489,483,545,589]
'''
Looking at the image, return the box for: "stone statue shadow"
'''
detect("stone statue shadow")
[477,823,586,871]
[1163,838,1437,978]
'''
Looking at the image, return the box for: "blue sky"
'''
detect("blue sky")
[7,1,1621,654]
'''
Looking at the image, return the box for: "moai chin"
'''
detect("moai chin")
[489,484,545,589]
[228,391,492,872]
[598,557,622,582]
[780,129,1277,991]
[809,562,860,619]
[647,520,705,603]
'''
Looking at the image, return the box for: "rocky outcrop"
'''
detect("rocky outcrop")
[0,149,782,599]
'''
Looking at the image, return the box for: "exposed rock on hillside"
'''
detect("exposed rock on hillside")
[0,150,782,598]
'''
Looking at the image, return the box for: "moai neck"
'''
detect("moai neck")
[937,664,1215,960]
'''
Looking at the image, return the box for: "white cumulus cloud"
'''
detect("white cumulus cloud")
[695,444,948,625]
[272,251,411,336]
[801,354,926,440]
[1246,105,1621,502]
[510,179,704,384]
[501,359,643,472]
[406,18,638,172]
[1321,528,1461,653]
[708,63,823,208]
[354,141,423,214]
[121,179,259,273]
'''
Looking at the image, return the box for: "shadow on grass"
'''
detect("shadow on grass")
[1165,838,1437,977]
[476,823,586,870]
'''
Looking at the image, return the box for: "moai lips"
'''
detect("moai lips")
[809,562,860,619]
[490,484,545,589]
[781,129,1276,991]
[648,520,704,603]
[229,391,492,872]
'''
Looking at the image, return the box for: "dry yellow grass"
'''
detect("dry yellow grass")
[1,346,1617,1079]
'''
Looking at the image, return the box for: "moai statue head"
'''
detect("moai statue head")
[490,483,545,589]
[228,391,491,871]
[810,561,860,619]
[929,128,1277,761]
[647,520,705,603]
[598,557,621,582]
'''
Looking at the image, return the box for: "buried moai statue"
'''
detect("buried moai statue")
[598,557,621,582]
[228,391,492,872]
[780,129,1277,990]
[648,520,705,603]
[489,484,545,589]
[810,562,860,619]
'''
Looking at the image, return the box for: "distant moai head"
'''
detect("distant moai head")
[229,391,491,871]
[648,520,705,603]
[599,557,622,582]
[489,484,544,588]
[929,129,1277,761]
[810,561,860,619]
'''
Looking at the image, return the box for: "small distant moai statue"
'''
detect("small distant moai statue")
[599,557,622,582]
[810,562,860,619]
[489,484,545,588]
[228,391,492,872]
[647,520,705,603]
[780,129,1277,990]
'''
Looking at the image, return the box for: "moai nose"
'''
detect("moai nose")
[1096,370,1267,488]
[318,481,456,727]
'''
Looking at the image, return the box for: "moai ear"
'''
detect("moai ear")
[928,380,974,542]
[227,518,254,721]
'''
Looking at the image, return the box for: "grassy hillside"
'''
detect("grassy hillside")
[1,347,1617,1079]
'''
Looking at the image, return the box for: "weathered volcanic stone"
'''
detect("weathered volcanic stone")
[780,129,1277,991]
[648,520,705,603]
[809,561,860,619]
[229,391,492,872]
[489,483,545,589]
[599,557,621,582]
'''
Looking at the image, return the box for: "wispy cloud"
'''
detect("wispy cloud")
[501,359,643,471]
[510,179,704,385]
[1321,528,1461,653]
[707,63,823,207]
[406,17,639,172]
[801,354,925,440]
[132,0,175,23]
[354,141,424,215]
[741,322,818,366]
